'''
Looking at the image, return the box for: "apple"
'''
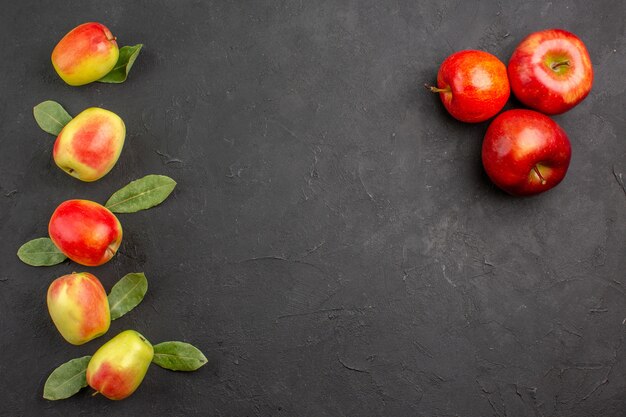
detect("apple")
[53,107,126,182]
[508,28,593,114]
[482,109,571,196]
[86,330,154,400]
[51,22,119,86]
[428,50,510,123]
[48,200,123,266]
[47,272,110,345]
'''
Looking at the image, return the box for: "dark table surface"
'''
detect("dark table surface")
[1,1,625,416]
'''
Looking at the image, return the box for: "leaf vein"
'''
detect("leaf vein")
[109,280,143,311]
[22,251,63,254]
[154,353,204,361]
[107,183,172,209]
[50,370,84,390]
[41,113,66,128]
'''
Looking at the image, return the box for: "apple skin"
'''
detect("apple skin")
[430,50,510,123]
[47,272,110,345]
[508,28,593,115]
[48,200,123,267]
[86,330,154,400]
[482,109,571,196]
[51,22,119,86]
[53,108,126,182]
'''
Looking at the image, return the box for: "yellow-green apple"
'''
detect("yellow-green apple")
[482,109,571,196]
[428,50,510,123]
[86,330,153,400]
[51,22,119,86]
[508,29,593,114]
[53,108,125,182]
[48,200,123,266]
[47,272,110,345]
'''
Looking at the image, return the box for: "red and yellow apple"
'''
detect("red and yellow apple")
[86,330,154,400]
[51,22,119,86]
[508,28,593,115]
[482,109,571,196]
[48,200,123,266]
[53,108,125,182]
[429,50,510,123]
[47,272,110,345]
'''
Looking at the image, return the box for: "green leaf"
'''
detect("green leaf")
[33,101,72,135]
[152,342,207,371]
[17,238,67,266]
[105,174,177,213]
[108,273,148,320]
[43,356,91,400]
[98,44,143,83]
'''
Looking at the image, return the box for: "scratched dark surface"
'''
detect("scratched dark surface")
[1,0,625,416]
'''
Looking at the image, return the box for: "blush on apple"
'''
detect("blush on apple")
[508,28,593,115]
[53,107,126,182]
[482,109,571,196]
[428,50,510,123]
[47,272,110,345]
[86,330,153,400]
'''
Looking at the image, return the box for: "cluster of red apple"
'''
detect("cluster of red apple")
[429,28,592,196]
[17,23,205,401]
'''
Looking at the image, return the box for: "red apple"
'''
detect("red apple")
[428,50,510,123]
[508,28,593,114]
[47,272,111,345]
[49,200,123,266]
[482,109,571,196]
[51,22,119,86]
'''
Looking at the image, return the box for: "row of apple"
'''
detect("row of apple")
[18,23,206,401]
[429,28,592,196]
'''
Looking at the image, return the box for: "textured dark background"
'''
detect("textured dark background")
[1,0,625,416]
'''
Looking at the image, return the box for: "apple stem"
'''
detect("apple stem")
[424,83,451,94]
[91,391,100,397]
[533,166,547,185]
[551,60,570,70]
